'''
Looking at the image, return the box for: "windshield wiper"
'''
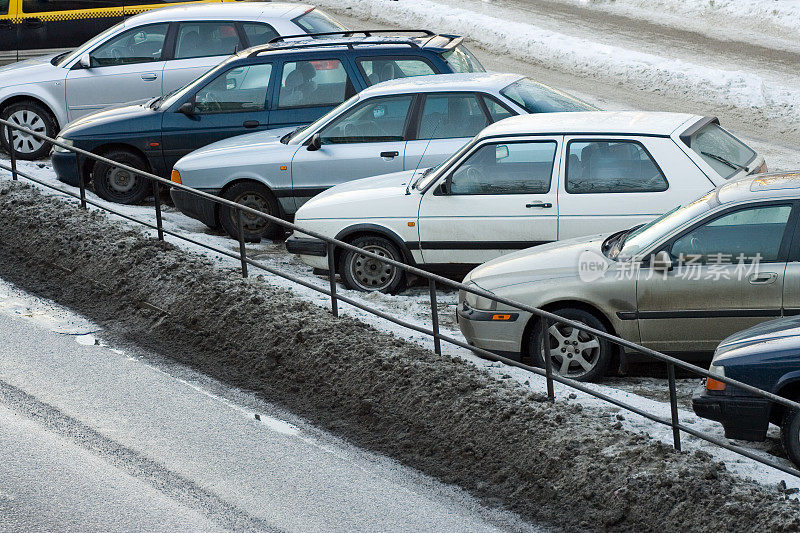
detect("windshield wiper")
[701,151,747,172]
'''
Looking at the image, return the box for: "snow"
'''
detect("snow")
[2,158,798,495]
[313,0,800,126]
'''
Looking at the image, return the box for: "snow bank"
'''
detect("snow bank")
[317,0,800,125]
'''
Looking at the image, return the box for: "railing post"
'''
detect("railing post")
[327,242,338,317]
[236,208,248,278]
[667,362,681,451]
[429,279,441,355]
[77,157,87,209]
[6,124,17,181]
[152,179,164,241]
[541,316,555,402]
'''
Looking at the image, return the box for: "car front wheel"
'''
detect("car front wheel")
[1,101,58,160]
[219,181,282,242]
[340,235,405,293]
[529,308,611,382]
[781,402,800,468]
[92,150,152,204]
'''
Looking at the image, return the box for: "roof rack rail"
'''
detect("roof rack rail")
[247,38,424,57]
[267,29,435,43]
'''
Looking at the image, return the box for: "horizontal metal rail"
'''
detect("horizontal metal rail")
[3,116,800,480]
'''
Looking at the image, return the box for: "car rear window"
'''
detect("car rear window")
[500,78,596,113]
[440,45,485,73]
[683,122,756,179]
[293,8,345,34]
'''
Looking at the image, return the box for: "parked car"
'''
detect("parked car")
[287,112,763,293]
[453,170,797,382]
[692,315,800,468]
[0,0,266,65]
[0,2,345,159]
[51,31,489,203]
[170,73,594,240]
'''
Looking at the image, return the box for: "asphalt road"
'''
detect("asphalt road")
[0,301,539,533]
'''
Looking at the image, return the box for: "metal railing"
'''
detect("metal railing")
[3,117,800,480]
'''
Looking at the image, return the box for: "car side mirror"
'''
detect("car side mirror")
[177,101,195,116]
[651,250,673,271]
[438,177,451,195]
[307,133,321,151]
[79,53,92,69]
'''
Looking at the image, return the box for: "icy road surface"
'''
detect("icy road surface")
[0,280,540,533]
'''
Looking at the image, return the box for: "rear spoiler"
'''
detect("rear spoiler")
[679,116,719,147]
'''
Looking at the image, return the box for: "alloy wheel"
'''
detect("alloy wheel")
[6,109,46,154]
[544,322,602,379]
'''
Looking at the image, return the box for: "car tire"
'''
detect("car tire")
[529,308,611,382]
[781,402,800,468]
[219,181,282,242]
[1,101,58,161]
[340,235,406,294]
[92,150,152,204]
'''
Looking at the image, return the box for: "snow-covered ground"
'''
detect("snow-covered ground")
[2,159,798,496]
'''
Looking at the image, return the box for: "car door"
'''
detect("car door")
[269,56,360,130]
[416,136,561,265]
[159,21,248,96]
[403,92,493,173]
[160,62,273,173]
[636,201,797,353]
[557,136,715,240]
[289,93,413,210]
[18,0,123,56]
[64,22,168,121]
[0,0,16,62]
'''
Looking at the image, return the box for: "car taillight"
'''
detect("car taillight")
[170,169,181,184]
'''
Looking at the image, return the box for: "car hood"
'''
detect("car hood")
[464,233,612,290]
[60,101,156,137]
[175,127,298,168]
[714,316,800,362]
[0,54,64,86]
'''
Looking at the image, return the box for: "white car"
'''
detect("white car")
[287,111,765,292]
[0,2,344,159]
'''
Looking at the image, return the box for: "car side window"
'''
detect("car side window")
[482,95,515,122]
[449,141,557,195]
[242,23,280,47]
[670,204,792,263]
[358,58,436,85]
[318,95,413,144]
[193,64,272,114]
[278,59,355,109]
[1,0,9,15]
[174,22,243,60]
[566,140,668,194]
[418,93,489,140]
[90,23,168,67]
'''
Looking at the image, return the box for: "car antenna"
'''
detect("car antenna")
[405,116,443,195]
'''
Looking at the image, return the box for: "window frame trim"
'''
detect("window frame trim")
[317,92,418,145]
[87,21,170,67]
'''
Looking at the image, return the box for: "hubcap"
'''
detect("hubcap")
[107,168,138,193]
[543,322,601,378]
[5,109,46,154]
[349,244,398,291]
[233,193,270,232]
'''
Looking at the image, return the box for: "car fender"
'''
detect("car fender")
[775,371,800,397]
[335,223,417,266]
[0,84,67,130]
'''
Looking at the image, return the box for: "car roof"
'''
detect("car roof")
[477,111,702,138]
[716,171,800,204]
[361,72,524,96]
[127,2,309,25]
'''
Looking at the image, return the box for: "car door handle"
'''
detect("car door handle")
[24,18,43,28]
[141,73,158,81]
[243,120,260,128]
[749,272,778,284]
[380,151,399,159]
[526,201,553,208]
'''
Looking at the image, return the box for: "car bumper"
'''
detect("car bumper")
[170,188,220,229]
[456,300,528,357]
[286,235,329,270]
[692,384,770,441]
[52,151,80,187]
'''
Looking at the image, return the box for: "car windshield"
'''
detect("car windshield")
[56,20,127,66]
[613,191,718,259]
[684,122,756,179]
[440,45,485,73]
[500,78,596,113]
[284,95,360,144]
[293,8,346,34]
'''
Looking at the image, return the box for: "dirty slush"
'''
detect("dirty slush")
[1,181,798,532]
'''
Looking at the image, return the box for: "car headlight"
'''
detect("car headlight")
[463,284,497,311]
[52,138,73,153]
[705,363,726,391]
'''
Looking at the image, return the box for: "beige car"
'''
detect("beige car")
[458,171,800,381]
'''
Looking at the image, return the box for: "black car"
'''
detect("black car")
[693,315,800,467]
[51,30,486,204]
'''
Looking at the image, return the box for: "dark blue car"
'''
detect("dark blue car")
[51,30,485,204]
[693,315,800,468]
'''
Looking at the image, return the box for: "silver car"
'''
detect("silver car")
[458,171,800,382]
[170,72,595,241]
[0,3,344,159]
